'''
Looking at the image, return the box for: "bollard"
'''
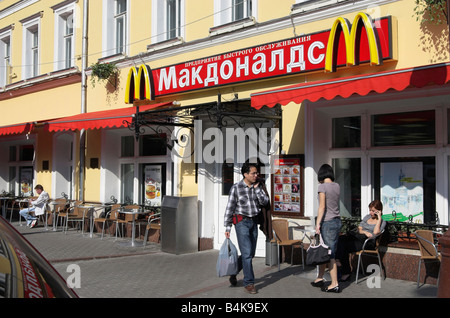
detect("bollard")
[438,230,450,298]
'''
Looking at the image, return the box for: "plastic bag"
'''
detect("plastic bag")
[216,238,239,277]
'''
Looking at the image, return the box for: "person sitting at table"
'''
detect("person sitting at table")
[19,184,49,228]
[335,199,386,282]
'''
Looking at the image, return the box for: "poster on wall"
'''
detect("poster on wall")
[380,162,424,223]
[144,165,162,206]
[19,167,33,197]
[271,155,304,217]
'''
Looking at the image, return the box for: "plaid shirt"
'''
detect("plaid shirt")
[224,179,269,233]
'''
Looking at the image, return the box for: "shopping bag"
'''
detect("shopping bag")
[216,238,239,277]
[306,234,331,266]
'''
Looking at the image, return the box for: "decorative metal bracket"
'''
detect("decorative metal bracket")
[123,96,282,159]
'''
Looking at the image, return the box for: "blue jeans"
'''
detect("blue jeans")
[235,218,258,286]
[19,207,36,225]
[321,217,342,259]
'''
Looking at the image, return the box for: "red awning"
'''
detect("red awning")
[45,102,173,132]
[250,63,450,109]
[0,122,34,136]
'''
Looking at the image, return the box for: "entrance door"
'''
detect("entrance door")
[53,133,74,199]
[206,159,269,257]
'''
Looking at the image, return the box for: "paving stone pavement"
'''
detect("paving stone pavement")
[12,221,438,304]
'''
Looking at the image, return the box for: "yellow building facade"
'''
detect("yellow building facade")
[1,0,449,255]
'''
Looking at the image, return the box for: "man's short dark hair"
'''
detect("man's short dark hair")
[241,162,258,176]
[34,184,44,191]
[317,164,335,182]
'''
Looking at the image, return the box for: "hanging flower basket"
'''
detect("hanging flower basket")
[90,62,118,88]
[414,0,448,25]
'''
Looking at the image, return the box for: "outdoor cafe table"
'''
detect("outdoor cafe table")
[12,198,30,226]
[117,207,150,247]
[74,203,110,238]
[1,196,14,219]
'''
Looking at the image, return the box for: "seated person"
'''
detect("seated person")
[19,184,49,228]
[335,200,386,282]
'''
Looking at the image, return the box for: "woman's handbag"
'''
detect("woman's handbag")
[306,234,331,266]
[216,238,239,277]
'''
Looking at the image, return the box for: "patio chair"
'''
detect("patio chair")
[143,213,161,246]
[355,229,385,284]
[414,230,442,288]
[62,201,85,234]
[272,219,307,271]
[52,198,69,230]
[94,204,121,239]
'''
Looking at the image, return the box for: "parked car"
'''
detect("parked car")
[0,216,78,298]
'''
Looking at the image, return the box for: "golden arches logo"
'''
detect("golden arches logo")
[325,12,381,73]
[125,64,154,104]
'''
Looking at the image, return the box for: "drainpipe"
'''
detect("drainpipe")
[79,0,89,201]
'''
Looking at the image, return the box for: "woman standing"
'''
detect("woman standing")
[311,164,342,293]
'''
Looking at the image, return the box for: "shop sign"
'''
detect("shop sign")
[125,12,394,103]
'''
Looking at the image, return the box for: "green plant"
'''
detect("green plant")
[90,62,118,87]
[414,0,448,25]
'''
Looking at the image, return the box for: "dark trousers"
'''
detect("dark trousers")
[335,234,374,275]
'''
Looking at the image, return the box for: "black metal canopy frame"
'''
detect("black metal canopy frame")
[122,96,282,160]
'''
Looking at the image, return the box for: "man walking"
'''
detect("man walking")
[224,162,268,294]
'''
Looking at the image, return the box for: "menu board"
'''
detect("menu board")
[272,155,304,217]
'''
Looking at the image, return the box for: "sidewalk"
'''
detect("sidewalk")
[13,222,438,300]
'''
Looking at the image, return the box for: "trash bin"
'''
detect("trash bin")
[161,196,198,255]
[265,240,278,266]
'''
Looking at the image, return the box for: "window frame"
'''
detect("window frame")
[151,0,185,44]
[22,16,41,80]
[0,29,12,86]
[102,0,130,57]
[53,2,76,71]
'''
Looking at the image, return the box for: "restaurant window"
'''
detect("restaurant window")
[121,163,134,203]
[8,166,16,194]
[333,158,361,218]
[139,134,167,156]
[373,157,436,224]
[19,145,34,161]
[332,116,361,148]
[121,136,134,157]
[9,146,16,162]
[372,110,435,147]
